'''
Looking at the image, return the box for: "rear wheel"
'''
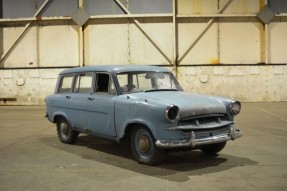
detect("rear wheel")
[56,117,79,144]
[131,127,165,165]
[200,141,226,155]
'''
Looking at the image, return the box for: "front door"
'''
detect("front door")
[86,73,117,137]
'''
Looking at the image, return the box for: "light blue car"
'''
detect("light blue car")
[45,65,242,165]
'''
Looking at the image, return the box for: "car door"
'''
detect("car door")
[68,72,94,131]
[52,74,75,120]
[86,73,117,137]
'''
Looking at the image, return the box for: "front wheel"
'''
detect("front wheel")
[56,117,79,144]
[131,127,165,165]
[200,141,226,155]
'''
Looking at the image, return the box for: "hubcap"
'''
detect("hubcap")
[138,135,150,153]
[60,122,69,138]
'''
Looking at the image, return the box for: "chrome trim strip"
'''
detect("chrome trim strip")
[167,120,234,130]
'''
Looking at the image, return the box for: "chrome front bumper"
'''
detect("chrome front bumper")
[155,125,242,149]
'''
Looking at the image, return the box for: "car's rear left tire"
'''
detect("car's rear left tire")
[131,127,165,165]
[56,117,79,144]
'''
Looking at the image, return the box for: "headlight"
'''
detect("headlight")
[230,101,241,115]
[166,105,180,122]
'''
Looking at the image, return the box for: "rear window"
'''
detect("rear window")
[58,75,73,93]
[73,73,93,93]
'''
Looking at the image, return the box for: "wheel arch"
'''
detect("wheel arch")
[52,112,69,124]
[119,122,156,143]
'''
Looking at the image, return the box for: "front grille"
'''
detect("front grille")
[179,114,232,136]
[181,125,230,137]
[180,114,229,126]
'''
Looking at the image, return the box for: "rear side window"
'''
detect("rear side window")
[58,75,73,93]
[73,73,93,93]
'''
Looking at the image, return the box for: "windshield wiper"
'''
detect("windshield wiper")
[144,89,178,92]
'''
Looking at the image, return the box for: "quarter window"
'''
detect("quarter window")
[58,75,73,93]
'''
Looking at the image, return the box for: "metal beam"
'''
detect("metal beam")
[178,0,234,64]
[2,13,287,24]
[79,0,84,67]
[0,0,51,65]
[114,0,172,65]
[264,0,269,64]
[172,0,178,75]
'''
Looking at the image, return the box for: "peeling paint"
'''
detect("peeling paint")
[213,67,224,75]
[249,67,260,75]
[228,68,244,76]
[273,66,284,75]
[16,78,25,86]
[3,70,13,79]
[199,74,209,83]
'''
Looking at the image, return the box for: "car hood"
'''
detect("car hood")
[134,91,228,118]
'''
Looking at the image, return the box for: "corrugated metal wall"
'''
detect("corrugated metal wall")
[0,0,286,105]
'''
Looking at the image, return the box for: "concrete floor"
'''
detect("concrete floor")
[0,103,286,191]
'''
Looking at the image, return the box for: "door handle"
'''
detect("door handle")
[65,95,71,99]
[88,97,94,101]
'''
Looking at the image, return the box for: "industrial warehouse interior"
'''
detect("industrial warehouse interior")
[0,0,286,190]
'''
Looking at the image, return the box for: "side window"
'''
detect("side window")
[58,75,73,93]
[73,73,93,93]
[96,73,116,95]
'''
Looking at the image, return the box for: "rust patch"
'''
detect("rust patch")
[36,16,42,21]
[209,58,220,64]
[0,98,17,103]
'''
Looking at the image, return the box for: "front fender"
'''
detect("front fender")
[115,95,160,141]
[114,95,183,141]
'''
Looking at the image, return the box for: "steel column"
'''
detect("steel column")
[79,0,84,67]
[173,0,178,75]
[264,0,269,64]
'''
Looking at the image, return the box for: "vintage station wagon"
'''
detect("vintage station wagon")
[45,65,242,165]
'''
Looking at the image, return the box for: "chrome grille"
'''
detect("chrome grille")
[179,114,232,136]
[181,125,230,137]
[179,114,229,127]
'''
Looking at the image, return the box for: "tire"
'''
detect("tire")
[200,141,226,155]
[131,127,165,165]
[56,117,79,144]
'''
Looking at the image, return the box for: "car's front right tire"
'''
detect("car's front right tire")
[131,127,165,165]
[56,117,79,144]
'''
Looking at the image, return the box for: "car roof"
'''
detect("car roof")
[59,65,171,75]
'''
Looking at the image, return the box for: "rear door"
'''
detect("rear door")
[52,74,74,121]
[68,72,94,130]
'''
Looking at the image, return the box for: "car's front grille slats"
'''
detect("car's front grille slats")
[179,114,232,135]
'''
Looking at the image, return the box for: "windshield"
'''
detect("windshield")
[117,71,182,94]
